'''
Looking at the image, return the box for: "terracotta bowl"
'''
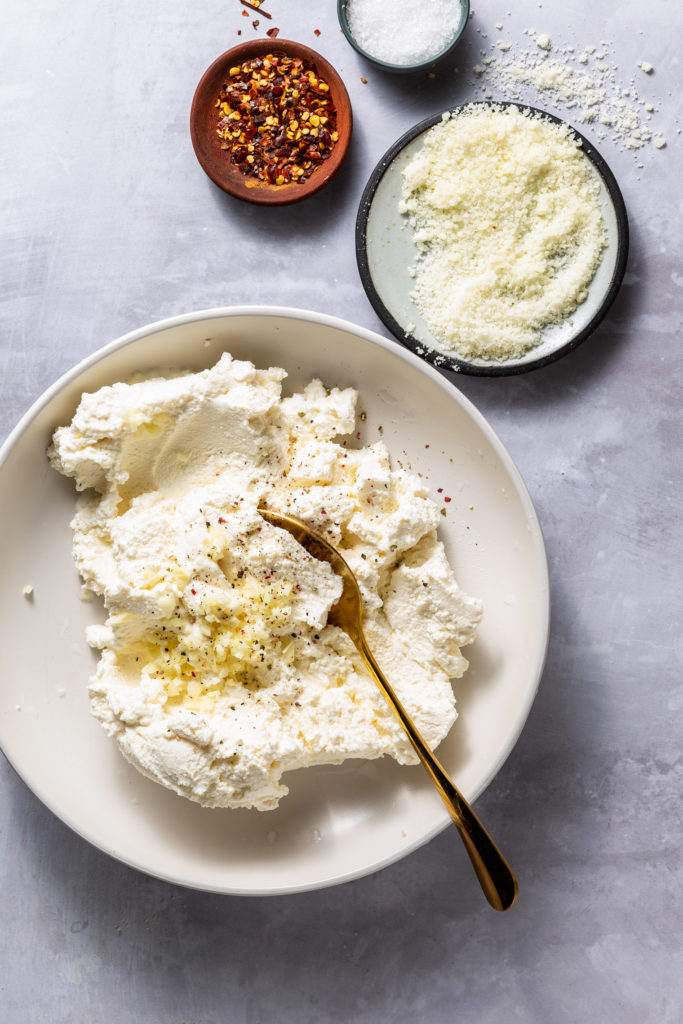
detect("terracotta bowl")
[190,39,353,206]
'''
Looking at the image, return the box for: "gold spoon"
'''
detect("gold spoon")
[259,507,518,911]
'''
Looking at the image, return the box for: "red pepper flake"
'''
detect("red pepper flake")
[314,29,321,36]
[437,487,443,493]
[237,29,242,35]
[242,8,249,14]
[360,77,368,84]
[266,26,280,38]
[240,0,270,13]
[252,19,259,28]
[191,672,196,677]
[191,588,197,595]
[218,517,226,523]
[321,509,327,514]
[425,444,430,448]
[444,496,452,503]
[215,52,338,186]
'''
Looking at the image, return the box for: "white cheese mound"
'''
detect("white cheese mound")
[49,353,482,810]
[399,104,607,361]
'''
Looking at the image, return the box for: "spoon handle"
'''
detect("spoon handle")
[358,638,518,912]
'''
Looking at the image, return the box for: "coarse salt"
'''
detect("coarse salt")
[346,0,462,66]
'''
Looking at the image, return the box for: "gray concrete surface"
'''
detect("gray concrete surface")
[1,0,681,1021]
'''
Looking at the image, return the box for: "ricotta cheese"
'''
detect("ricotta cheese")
[49,353,482,810]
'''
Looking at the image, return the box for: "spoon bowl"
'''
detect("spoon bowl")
[259,506,518,911]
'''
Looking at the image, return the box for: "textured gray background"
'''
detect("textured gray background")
[1,1,681,1021]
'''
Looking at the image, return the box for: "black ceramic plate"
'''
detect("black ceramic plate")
[356,102,629,376]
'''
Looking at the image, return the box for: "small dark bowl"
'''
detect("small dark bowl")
[338,0,469,74]
[190,39,352,206]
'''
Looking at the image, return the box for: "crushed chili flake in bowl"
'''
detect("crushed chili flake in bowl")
[216,52,339,186]
[191,39,352,205]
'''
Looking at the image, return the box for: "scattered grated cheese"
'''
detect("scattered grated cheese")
[399,104,607,361]
[469,33,664,153]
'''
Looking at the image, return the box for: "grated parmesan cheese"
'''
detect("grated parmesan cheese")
[399,105,607,361]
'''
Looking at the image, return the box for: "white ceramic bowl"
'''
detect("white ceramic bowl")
[0,307,549,894]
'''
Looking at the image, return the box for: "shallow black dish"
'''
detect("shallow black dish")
[356,102,629,377]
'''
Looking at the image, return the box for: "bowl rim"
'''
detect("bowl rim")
[355,101,630,376]
[190,39,352,206]
[337,0,470,73]
[0,305,550,895]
